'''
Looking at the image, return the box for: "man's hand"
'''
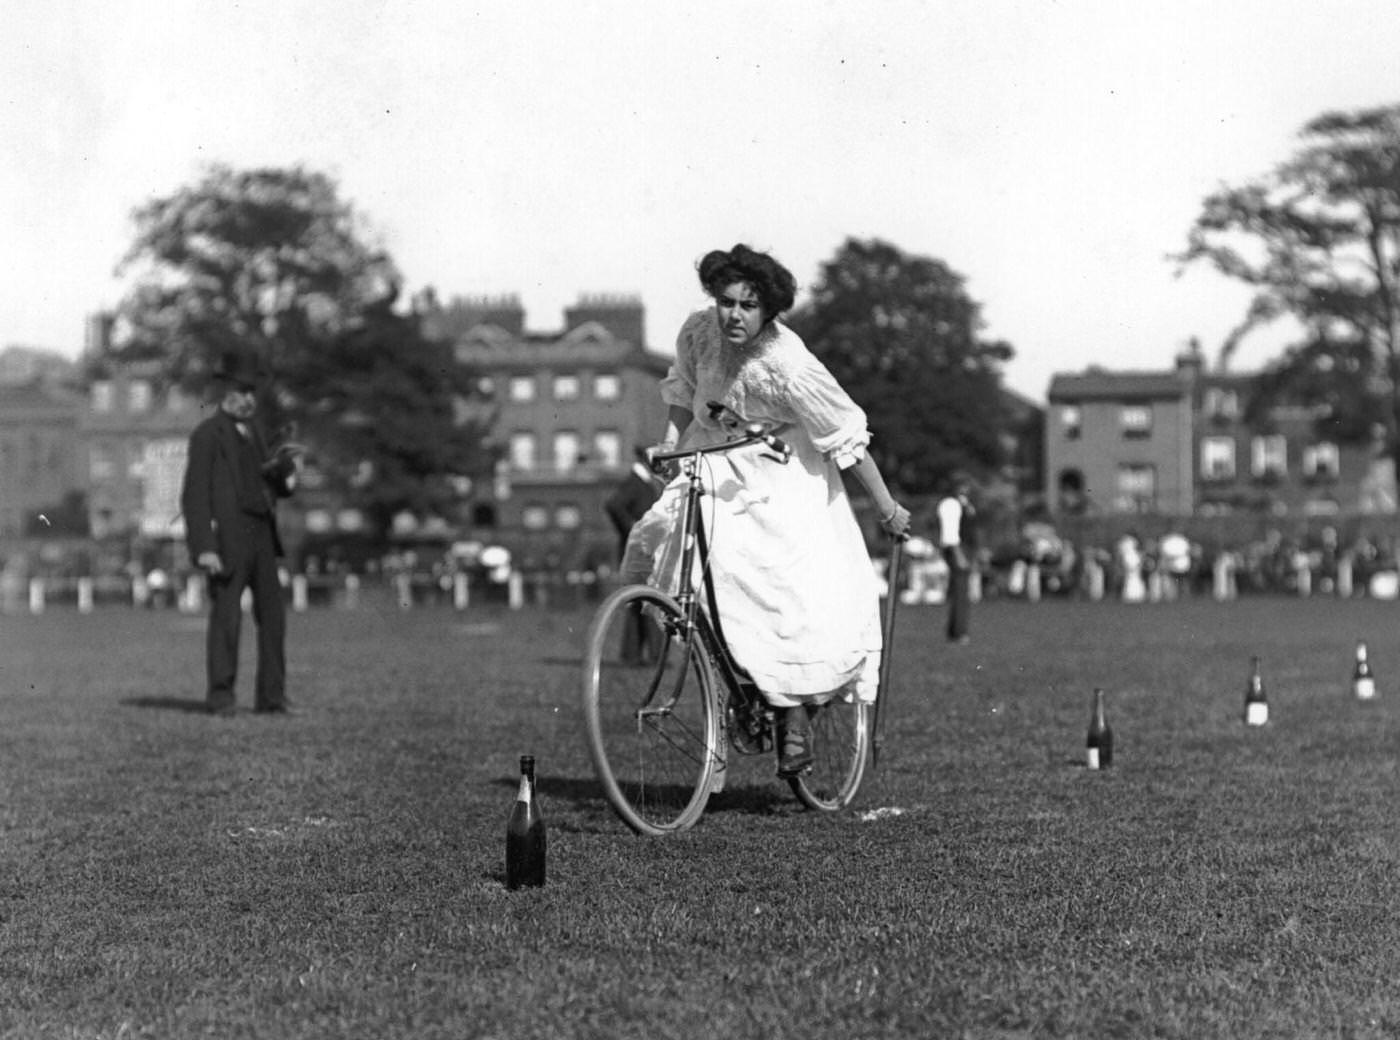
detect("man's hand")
[197,552,225,576]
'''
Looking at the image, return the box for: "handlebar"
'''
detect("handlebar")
[649,427,791,470]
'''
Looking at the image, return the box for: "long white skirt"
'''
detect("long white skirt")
[620,425,883,708]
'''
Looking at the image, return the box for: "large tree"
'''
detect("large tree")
[788,237,1013,494]
[114,164,399,384]
[113,164,493,534]
[1176,104,1400,449]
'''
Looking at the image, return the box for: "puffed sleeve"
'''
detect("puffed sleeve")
[786,351,871,469]
[659,310,709,411]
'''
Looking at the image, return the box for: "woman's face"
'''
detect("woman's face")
[714,280,767,348]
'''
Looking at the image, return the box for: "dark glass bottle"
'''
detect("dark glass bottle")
[1086,688,1112,770]
[505,755,546,890]
[1353,640,1376,701]
[1243,655,1269,726]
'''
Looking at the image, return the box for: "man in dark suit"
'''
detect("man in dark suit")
[181,350,300,715]
[604,447,663,663]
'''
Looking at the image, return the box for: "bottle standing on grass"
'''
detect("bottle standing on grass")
[1086,687,1112,770]
[1353,640,1376,701]
[506,755,546,890]
[1243,656,1269,726]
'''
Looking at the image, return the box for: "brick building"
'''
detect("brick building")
[0,380,80,537]
[441,294,670,570]
[79,363,202,541]
[1046,343,1387,519]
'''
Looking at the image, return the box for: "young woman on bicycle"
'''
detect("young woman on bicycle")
[621,244,912,777]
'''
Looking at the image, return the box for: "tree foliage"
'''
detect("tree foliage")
[1176,104,1400,448]
[787,237,1014,494]
[115,164,399,382]
[291,300,494,534]
[113,164,493,535]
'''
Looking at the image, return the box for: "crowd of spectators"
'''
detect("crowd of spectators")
[6,520,1400,614]
[894,521,1400,605]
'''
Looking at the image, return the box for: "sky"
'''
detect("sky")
[3,0,1398,401]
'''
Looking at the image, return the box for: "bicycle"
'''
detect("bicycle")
[580,411,890,835]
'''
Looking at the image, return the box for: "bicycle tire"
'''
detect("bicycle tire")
[580,584,721,835]
[789,697,870,811]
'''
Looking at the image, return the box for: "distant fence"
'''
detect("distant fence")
[0,565,622,617]
[6,548,1396,617]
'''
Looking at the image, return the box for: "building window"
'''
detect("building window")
[1200,437,1236,481]
[128,440,146,478]
[593,430,622,469]
[508,432,537,471]
[128,380,152,413]
[508,376,536,403]
[1059,405,1081,441]
[1115,463,1156,512]
[555,504,582,530]
[90,444,116,480]
[553,430,580,473]
[1303,442,1339,481]
[1251,435,1287,481]
[553,375,580,401]
[92,381,114,412]
[1204,387,1239,421]
[521,504,549,530]
[594,374,621,401]
[1119,404,1152,439]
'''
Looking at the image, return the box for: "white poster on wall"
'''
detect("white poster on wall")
[140,438,188,538]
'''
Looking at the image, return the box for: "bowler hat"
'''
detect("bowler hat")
[213,350,268,390]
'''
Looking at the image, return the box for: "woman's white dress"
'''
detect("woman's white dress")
[621,309,883,708]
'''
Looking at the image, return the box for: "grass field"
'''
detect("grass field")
[4,593,1400,1039]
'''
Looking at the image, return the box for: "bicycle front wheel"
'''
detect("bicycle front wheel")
[790,698,870,812]
[580,585,720,835]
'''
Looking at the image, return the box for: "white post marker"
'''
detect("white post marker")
[1243,656,1269,726]
[1353,640,1377,700]
[28,577,44,615]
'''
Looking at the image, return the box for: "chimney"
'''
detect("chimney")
[444,294,526,338]
[564,293,645,349]
[84,311,114,360]
[1174,336,1204,380]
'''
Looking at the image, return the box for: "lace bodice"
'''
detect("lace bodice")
[659,309,871,467]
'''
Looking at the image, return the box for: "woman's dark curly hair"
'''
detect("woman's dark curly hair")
[697,244,797,320]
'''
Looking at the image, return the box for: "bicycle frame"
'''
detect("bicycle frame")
[650,430,787,748]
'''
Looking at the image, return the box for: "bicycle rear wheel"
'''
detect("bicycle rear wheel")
[790,697,870,811]
[581,585,720,835]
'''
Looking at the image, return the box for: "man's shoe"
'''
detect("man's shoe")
[207,703,237,717]
[254,702,297,716]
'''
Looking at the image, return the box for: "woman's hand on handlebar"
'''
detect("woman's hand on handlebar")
[879,501,912,540]
[644,442,679,478]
